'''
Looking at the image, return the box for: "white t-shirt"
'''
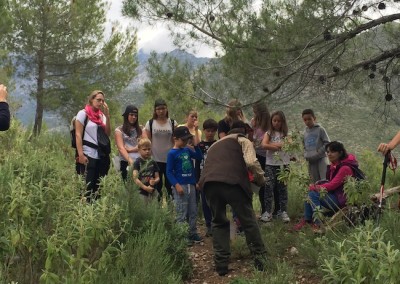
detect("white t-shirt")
[144,118,176,163]
[265,131,290,166]
[76,110,106,159]
[115,126,140,161]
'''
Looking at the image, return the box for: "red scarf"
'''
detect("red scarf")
[85,104,106,129]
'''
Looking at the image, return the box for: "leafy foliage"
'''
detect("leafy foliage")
[320,221,400,284]
[0,122,191,283]
[6,0,137,135]
[125,0,400,120]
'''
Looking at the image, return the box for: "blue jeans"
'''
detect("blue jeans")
[304,191,340,222]
[172,184,198,236]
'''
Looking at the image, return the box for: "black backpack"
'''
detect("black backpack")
[333,162,366,181]
[70,115,88,148]
[350,165,366,181]
[148,118,175,138]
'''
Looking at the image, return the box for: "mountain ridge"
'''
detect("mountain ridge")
[10,49,210,129]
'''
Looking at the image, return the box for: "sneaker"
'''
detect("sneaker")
[189,233,203,243]
[279,211,291,223]
[205,226,213,237]
[292,218,309,231]
[260,212,273,222]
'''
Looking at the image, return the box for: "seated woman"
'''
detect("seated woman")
[293,141,360,232]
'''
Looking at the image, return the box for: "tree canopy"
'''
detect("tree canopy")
[123,0,400,108]
[6,0,137,135]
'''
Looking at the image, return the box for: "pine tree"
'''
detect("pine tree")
[7,0,137,135]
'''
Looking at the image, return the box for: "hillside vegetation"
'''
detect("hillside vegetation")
[0,121,191,283]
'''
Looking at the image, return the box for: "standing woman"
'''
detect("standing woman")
[218,99,247,139]
[179,109,202,143]
[250,101,271,216]
[143,99,177,200]
[75,90,111,201]
[115,105,142,181]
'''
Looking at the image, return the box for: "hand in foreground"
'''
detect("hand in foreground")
[377,143,393,155]
[0,84,8,102]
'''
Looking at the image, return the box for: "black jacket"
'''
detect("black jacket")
[0,102,10,131]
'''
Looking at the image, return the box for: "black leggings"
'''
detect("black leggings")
[76,155,110,202]
[256,154,281,215]
[154,162,172,200]
[120,160,129,181]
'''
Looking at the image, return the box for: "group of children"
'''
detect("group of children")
[130,105,330,245]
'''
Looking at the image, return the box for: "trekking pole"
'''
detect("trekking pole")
[377,151,391,224]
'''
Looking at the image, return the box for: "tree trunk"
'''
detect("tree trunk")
[33,51,45,136]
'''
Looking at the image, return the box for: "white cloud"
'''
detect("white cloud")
[107,0,217,58]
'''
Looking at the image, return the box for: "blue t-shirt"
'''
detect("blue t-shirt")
[166,146,203,186]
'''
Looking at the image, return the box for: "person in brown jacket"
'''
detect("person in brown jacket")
[199,120,267,276]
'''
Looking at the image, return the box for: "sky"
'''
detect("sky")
[107,0,217,58]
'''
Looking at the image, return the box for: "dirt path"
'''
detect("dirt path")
[186,225,254,284]
[185,223,321,284]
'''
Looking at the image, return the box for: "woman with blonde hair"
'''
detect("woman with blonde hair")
[75,90,111,202]
[218,99,247,139]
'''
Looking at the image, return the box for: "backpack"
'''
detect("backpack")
[96,125,111,156]
[148,118,175,138]
[333,162,366,181]
[70,114,88,148]
[350,165,366,181]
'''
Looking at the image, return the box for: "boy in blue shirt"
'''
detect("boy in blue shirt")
[167,126,203,245]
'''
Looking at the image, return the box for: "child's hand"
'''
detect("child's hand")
[175,184,184,195]
[146,185,154,193]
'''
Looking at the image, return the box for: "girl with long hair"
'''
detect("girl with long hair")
[115,105,142,181]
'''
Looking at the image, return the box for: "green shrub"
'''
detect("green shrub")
[320,221,400,284]
[0,124,191,283]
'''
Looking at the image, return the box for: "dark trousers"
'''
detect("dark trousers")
[76,155,110,202]
[120,160,129,181]
[201,190,212,228]
[257,155,281,215]
[155,162,172,200]
[264,165,288,213]
[204,182,267,268]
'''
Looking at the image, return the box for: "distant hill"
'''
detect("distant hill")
[116,48,211,108]
[10,49,211,129]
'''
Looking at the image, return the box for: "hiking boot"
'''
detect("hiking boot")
[189,233,203,244]
[260,212,273,222]
[205,226,213,237]
[254,257,266,272]
[279,211,291,223]
[215,266,228,276]
[292,218,310,231]
[186,238,194,247]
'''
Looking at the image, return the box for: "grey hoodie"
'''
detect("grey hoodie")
[303,123,330,162]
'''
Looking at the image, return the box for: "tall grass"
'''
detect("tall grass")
[0,122,191,283]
